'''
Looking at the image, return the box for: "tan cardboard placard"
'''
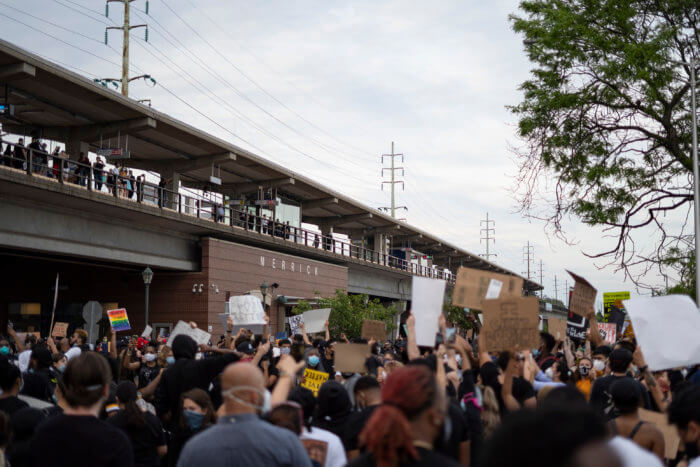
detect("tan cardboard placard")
[334,343,368,374]
[567,270,597,317]
[548,319,567,340]
[639,408,680,459]
[481,296,540,351]
[452,267,524,310]
[51,322,69,338]
[361,319,387,341]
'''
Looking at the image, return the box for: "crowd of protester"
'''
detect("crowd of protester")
[0,302,697,467]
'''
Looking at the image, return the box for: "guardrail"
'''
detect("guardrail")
[1,141,454,283]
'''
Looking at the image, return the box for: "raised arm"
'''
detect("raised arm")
[501,352,521,412]
[634,345,666,412]
[324,320,330,342]
[251,341,271,367]
[405,313,420,361]
[271,355,306,405]
[109,329,118,359]
[563,337,575,370]
[7,325,24,352]
[585,307,603,349]
[300,322,312,347]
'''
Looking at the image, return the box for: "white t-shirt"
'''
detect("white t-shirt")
[690,456,700,467]
[18,349,32,373]
[64,346,81,361]
[609,436,664,467]
[300,426,346,467]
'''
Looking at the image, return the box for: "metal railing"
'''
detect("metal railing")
[1,141,454,283]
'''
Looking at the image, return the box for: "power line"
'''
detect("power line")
[0,1,105,44]
[51,0,113,25]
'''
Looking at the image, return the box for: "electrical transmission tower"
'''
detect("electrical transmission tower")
[522,241,534,280]
[380,142,406,218]
[100,0,154,97]
[537,260,544,298]
[480,213,496,261]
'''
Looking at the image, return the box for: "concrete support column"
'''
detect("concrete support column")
[159,169,180,210]
[320,225,334,251]
[66,128,89,160]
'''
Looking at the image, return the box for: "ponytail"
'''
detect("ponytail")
[124,399,146,427]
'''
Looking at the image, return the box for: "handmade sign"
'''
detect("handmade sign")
[167,320,212,347]
[51,322,69,338]
[548,319,567,340]
[603,291,630,321]
[411,276,447,347]
[228,296,266,326]
[275,331,288,340]
[334,343,368,373]
[480,297,540,351]
[361,319,387,341]
[106,308,131,332]
[141,325,153,339]
[566,311,588,340]
[639,408,680,459]
[567,271,597,317]
[287,315,304,336]
[301,368,329,396]
[452,267,524,310]
[597,323,617,344]
[302,308,331,334]
[624,295,700,371]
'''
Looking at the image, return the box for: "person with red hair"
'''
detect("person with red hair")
[349,365,460,467]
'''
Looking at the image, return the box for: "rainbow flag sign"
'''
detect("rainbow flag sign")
[107,308,131,332]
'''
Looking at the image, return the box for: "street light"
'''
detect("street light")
[260,281,269,309]
[142,267,153,328]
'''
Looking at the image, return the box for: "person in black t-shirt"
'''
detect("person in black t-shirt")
[138,345,161,390]
[348,365,460,467]
[346,376,382,459]
[0,359,29,416]
[30,352,134,467]
[312,380,354,451]
[20,345,54,403]
[108,381,167,467]
[590,348,651,420]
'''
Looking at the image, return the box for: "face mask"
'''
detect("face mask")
[145,353,156,362]
[221,385,271,415]
[0,346,9,356]
[166,356,176,365]
[545,367,554,380]
[579,366,590,376]
[57,364,66,373]
[272,347,281,358]
[51,394,58,404]
[280,347,291,355]
[183,410,206,431]
[308,356,320,367]
[681,368,689,378]
[532,349,540,358]
[593,360,606,372]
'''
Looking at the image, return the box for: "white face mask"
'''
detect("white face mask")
[221,386,271,415]
[545,367,555,380]
[593,360,606,372]
[144,353,156,362]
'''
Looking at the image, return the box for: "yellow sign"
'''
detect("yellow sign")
[301,368,329,396]
[603,291,630,321]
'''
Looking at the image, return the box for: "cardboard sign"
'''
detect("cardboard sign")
[334,343,368,373]
[638,408,680,459]
[411,276,447,347]
[167,320,212,347]
[603,291,630,321]
[228,296,265,326]
[480,297,540,351]
[548,319,567,340]
[566,311,588,340]
[567,271,597,317]
[287,315,304,336]
[51,322,69,338]
[141,325,153,339]
[301,368,329,396]
[623,295,700,371]
[452,267,524,310]
[302,308,331,334]
[106,308,131,332]
[361,319,387,341]
[597,323,617,344]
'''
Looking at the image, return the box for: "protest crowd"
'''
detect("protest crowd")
[0,269,698,467]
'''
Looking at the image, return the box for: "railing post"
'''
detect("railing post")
[87,163,93,191]
[58,159,64,184]
[25,150,32,176]
[178,194,182,213]
[196,199,200,218]
[113,176,119,198]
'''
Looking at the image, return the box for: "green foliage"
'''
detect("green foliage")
[662,246,695,297]
[292,290,397,339]
[510,0,698,281]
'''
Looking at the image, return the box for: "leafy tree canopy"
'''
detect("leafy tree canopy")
[510,0,698,287]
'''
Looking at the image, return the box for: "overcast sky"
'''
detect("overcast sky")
[0,0,676,307]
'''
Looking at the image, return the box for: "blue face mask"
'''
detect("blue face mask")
[280,347,291,355]
[532,349,540,358]
[166,356,176,365]
[308,355,320,367]
[0,346,9,356]
[57,364,66,373]
[183,410,205,431]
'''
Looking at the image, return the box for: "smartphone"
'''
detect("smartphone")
[446,328,456,344]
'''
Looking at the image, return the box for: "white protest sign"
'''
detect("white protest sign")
[485,279,503,300]
[167,320,212,347]
[228,296,265,326]
[287,315,304,335]
[302,308,331,334]
[411,276,447,347]
[141,325,153,339]
[624,295,700,371]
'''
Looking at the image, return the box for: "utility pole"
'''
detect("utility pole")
[480,213,496,261]
[554,276,559,304]
[103,0,151,97]
[381,142,405,218]
[522,241,534,280]
[537,260,544,298]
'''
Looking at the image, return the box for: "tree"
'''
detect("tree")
[509,0,699,288]
[293,290,398,339]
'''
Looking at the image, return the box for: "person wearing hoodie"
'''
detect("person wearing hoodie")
[20,345,54,403]
[154,332,239,429]
[312,380,354,451]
